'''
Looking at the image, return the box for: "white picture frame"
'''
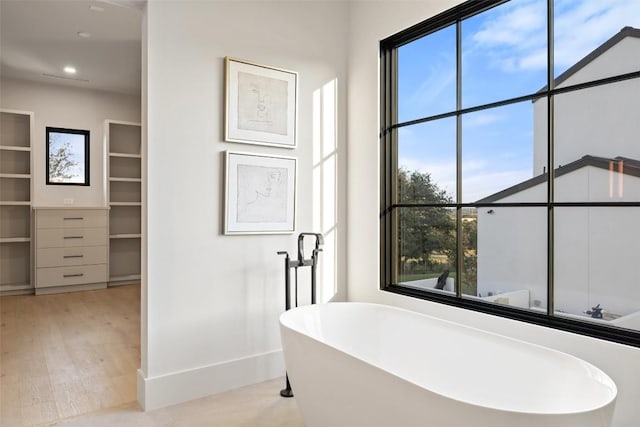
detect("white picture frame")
[225,57,298,148]
[225,151,297,235]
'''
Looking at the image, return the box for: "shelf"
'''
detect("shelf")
[0,145,31,152]
[109,274,142,282]
[1,241,30,287]
[0,173,30,179]
[0,201,30,206]
[109,177,142,182]
[0,149,30,175]
[108,121,142,288]
[0,237,30,243]
[0,282,32,292]
[109,274,141,281]
[109,156,141,180]
[109,234,141,239]
[109,202,141,206]
[109,152,141,159]
[1,111,32,293]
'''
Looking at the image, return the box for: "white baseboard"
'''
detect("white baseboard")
[137,350,284,411]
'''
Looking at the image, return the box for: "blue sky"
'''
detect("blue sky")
[397,0,640,202]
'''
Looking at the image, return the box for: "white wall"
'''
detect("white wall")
[142,0,348,410]
[477,166,640,318]
[533,38,640,173]
[476,204,547,306]
[0,77,140,206]
[346,2,640,426]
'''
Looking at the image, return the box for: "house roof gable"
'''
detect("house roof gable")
[534,26,640,95]
[477,155,640,203]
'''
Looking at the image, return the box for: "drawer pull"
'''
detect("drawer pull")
[63,273,84,278]
[64,217,84,220]
[64,236,84,239]
[63,255,84,259]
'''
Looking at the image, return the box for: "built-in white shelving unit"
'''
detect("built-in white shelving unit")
[1,109,34,294]
[106,120,142,286]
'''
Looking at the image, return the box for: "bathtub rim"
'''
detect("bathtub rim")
[280,301,618,416]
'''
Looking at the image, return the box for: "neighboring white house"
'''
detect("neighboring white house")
[477,27,640,328]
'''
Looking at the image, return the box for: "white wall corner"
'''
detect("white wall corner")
[137,350,285,411]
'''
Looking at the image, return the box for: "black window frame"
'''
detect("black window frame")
[46,126,90,186]
[380,0,640,347]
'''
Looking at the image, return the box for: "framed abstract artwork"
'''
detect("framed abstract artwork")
[225,151,296,235]
[225,57,297,148]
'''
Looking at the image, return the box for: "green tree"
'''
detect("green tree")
[397,168,455,278]
[396,168,478,295]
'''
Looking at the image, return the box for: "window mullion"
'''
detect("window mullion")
[455,19,463,298]
[546,0,555,317]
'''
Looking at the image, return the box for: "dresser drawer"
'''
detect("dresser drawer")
[36,264,107,288]
[36,209,108,229]
[36,227,107,249]
[36,246,107,268]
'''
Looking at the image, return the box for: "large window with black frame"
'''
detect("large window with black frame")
[380,0,640,345]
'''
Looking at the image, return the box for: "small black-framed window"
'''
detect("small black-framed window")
[380,0,640,347]
[46,127,90,186]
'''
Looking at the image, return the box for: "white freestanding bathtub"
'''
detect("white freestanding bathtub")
[279,302,617,427]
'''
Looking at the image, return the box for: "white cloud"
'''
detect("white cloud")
[518,48,547,70]
[398,156,533,203]
[463,159,489,173]
[397,127,413,138]
[470,0,547,72]
[469,0,640,73]
[403,68,455,115]
[398,155,535,202]
[473,0,546,47]
[554,0,640,69]
[462,169,533,202]
[465,112,504,127]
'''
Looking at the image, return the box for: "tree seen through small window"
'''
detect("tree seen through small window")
[49,137,79,181]
[46,129,88,185]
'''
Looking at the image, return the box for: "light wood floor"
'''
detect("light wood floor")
[1,285,140,426]
[56,378,303,426]
[1,285,304,426]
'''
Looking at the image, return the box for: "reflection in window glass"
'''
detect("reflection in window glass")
[398,118,457,203]
[555,208,640,331]
[397,207,456,293]
[554,0,640,80]
[462,0,547,108]
[462,101,542,203]
[468,207,547,312]
[398,25,456,123]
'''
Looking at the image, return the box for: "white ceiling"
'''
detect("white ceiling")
[1,0,143,95]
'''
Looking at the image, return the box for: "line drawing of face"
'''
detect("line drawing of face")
[255,168,282,198]
[251,84,271,122]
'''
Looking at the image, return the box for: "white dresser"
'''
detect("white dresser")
[34,207,108,295]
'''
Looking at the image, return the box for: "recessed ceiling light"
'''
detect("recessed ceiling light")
[64,66,77,74]
[77,32,91,38]
[89,5,105,12]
